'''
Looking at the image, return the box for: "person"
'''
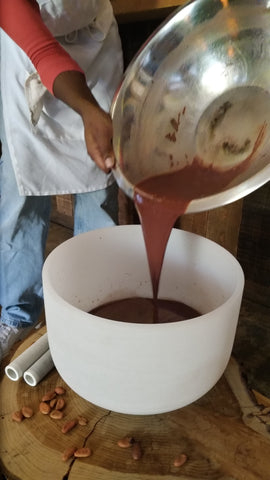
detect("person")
[0,0,123,360]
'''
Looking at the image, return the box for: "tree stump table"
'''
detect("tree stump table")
[1,328,270,480]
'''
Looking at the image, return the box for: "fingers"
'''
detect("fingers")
[86,132,116,173]
[86,139,115,173]
[97,154,115,173]
[82,105,116,173]
[104,141,116,171]
[105,156,115,170]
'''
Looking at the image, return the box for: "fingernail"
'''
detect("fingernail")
[105,157,114,169]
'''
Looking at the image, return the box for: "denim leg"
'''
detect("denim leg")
[0,122,51,328]
[73,182,118,235]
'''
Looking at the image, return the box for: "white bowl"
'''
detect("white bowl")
[42,225,244,415]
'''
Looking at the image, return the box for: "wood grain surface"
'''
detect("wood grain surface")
[1,328,270,480]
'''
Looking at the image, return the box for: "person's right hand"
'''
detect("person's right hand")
[53,70,116,173]
[80,100,115,173]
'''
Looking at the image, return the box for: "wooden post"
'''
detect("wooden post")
[118,192,243,257]
[51,195,74,230]
[111,0,187,22]
[179,200,244,256]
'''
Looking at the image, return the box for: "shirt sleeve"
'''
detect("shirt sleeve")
[0,0,85,95]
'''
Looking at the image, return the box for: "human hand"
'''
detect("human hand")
[81,101,115,173]
[53,71,116,173]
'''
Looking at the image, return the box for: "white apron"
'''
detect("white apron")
[0,0,123,196]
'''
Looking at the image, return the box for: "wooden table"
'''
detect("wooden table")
[1,328,270,480]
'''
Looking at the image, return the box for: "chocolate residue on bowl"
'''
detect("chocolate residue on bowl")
[210,101,232,134]
[222,138,251,155]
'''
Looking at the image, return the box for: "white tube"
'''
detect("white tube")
[4,333,49,381]
[23,349,54,386]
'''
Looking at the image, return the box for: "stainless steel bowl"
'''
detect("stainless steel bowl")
[111,0,270,213]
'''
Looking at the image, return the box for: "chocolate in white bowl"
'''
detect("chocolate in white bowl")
[42,225,244,415]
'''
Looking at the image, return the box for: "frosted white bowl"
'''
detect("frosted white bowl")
[42,225,244,415]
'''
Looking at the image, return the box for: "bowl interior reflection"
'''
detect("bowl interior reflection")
[112,0,270,213]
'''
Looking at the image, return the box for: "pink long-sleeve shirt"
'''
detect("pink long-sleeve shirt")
[0,0,84,94]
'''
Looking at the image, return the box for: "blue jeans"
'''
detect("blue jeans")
[0,120,118,329]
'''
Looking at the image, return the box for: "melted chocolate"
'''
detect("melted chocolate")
[134,122,266,299]
[90,297,200,324]
[90,117,265,325]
